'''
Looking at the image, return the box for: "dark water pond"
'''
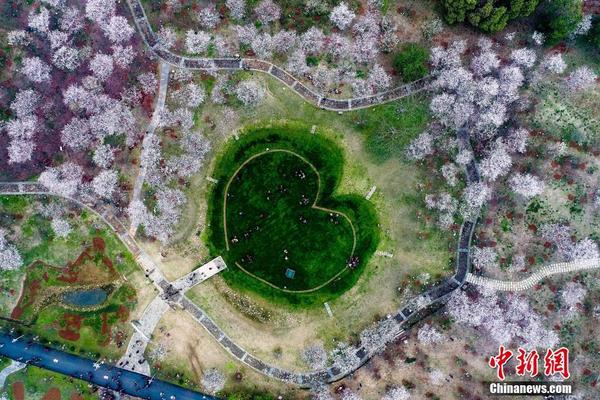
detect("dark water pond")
[61,288,107,307]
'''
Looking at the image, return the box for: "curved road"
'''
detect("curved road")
[0,332,217,400]
[0,3,482,390]
[125,0,434,112]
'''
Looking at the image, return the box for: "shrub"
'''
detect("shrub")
[536,0,583,44]
[392,43,429,82]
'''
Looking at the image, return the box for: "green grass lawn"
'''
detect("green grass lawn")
[206,123,379,306]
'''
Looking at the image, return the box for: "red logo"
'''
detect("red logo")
[489,346,570,381]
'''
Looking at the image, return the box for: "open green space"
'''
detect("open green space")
[206,123,379,306]
[0,196,141,359]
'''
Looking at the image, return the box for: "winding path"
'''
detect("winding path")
[125,0,434,112]
[466,258,600,292]
[0,2,479,389]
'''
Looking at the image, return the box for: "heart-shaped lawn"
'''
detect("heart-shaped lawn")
[207,124,379,306]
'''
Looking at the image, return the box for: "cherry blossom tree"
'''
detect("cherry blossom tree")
[226,0,246,20]
[21,57,51,83]
[447,288,559,348]
[251,33,274,59]
[472,246,498,270]
[508,173,545,199]
[300,27,326,55]
[330,2,355,30]
[367,64,391,92]
[235,80,265,106]
[0,231,23,271]
[92,169,118,199]
[272,30,297,55]
[51,218,72,238]
[61,118,93,151]
[89,53,114,81]
[7,30,31,47]
[103,15,134,43]
[171,83,206,108]
[254,0,280,25]
[571,238,599,261]
[460,182,491,220]
[52,46,80,70]
[185,31,211,54]
[479,141,512,181]
[198,5,220,29]
[565,66,597,92]
[157,27,177,50]
[510,48,537,69]
[406,131,434,160]
[28,7,50,34]
[93,144,115,168]
[39,162,83,197]
[7,140,35,164]
[10,89,39,119]
[85,0,115,25]
[541,53,567,74]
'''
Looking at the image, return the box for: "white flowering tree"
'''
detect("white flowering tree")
[508,173,545,199]
[235,80,265,106]
[51,218,72,238]
[254,0,280,25]
[39,162,83,198]
[0,231,24,271]
[226,0,246,20]
[330,2,355,30]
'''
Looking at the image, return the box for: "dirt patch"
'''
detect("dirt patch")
[58,313,83,341]
[12,381,24,400]
[42,387,61,400]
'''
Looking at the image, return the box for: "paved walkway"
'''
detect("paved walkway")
[0,180,476,386]
[118,296,170,376]
[125,0,433,112]
[466,258,600,292]
[0,360,26,390]
[118,256,227,376]
[129,61,171,236]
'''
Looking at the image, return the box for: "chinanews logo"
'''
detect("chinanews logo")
[486,346,573,396]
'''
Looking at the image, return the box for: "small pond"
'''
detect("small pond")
[61,288,108,307]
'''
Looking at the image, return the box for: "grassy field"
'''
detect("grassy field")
[0,195,151,360]
[3,364,96,399]
[207,124,379,306]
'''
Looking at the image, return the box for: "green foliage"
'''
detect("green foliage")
[206,123,379,307]
[508,0,540,19]
[350,95,430,162]
[587,16,600,49]
[467,1,509,33]
[443,0,541,32]
[536,0,583,44]
[442,0,477,24]
[392,43,430,83]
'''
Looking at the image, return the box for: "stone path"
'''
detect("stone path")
[0,360,26,390]
[129,61,171,236]
[118,296,170,376]
[125,0,434,112]
[0,178,476,386]
[466,258,600,292]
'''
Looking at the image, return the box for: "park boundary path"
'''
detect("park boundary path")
[125,0,434,112]
[466,258,600,292]
[0,177,476,387]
